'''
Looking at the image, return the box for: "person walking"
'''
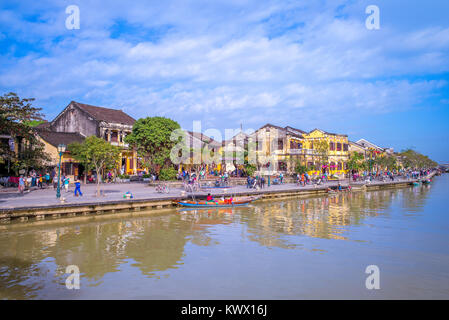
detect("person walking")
[18,175,25,195]
[63,176,70,192]
[74,178,83,197]
[45,172,50,186]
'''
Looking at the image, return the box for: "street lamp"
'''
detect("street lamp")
[56,144,66,198]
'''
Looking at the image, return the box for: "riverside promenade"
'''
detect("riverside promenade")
[0,174,433,222]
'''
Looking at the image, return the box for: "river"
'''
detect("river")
[1,175,448,299]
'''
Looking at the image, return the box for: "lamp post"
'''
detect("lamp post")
[56,144,66,199]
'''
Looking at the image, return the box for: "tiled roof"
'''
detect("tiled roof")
[38,130,85,147]
[72,101,136,125]
[186,131,221,147]
[35,121,51,130]
[309,128,348,137]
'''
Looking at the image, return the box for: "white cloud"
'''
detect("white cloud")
[0,0,448,131]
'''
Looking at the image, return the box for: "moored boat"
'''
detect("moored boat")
[174,196,260,207]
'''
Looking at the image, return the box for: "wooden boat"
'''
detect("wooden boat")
[174,196,260,207]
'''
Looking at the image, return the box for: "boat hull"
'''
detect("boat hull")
[174,196,259,208]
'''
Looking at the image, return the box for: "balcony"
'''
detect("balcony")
[288,148,317,155]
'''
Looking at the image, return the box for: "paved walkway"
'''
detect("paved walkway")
[0,176,419,210]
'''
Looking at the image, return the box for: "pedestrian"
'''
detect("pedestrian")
[45,172,50,186]
[74,178,83,197]
[18,175,25,194]
[63,176,70,192]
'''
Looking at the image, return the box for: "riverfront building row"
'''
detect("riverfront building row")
[1,100,396,180]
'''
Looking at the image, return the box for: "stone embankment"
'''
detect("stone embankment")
[0,172,437,224]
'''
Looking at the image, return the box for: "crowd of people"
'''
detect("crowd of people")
[0,169,86,197]
[350,168,434,182]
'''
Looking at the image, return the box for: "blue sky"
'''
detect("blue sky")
[1,0,448,162]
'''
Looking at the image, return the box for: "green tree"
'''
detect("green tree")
[294,161,307,175]
[314,140,329,171]
[399,149,437,169]
[0,92,49,174]
[159,167,177,181]
[68,142,93,184]
[125,117,181,173]
[69,136,121,196]
[0,92,50,173]
[0,92,44,139]
[347,152,365,173]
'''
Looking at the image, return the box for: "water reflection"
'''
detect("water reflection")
[0,183,436,299]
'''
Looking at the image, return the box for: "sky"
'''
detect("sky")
[0,0,448,162]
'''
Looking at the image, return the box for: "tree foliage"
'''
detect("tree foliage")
[125,117,181,172]
[159,167,177,181]
[69,136,121,195]
[399,149,437,169]
[313,140,329,168]
[0,92,44,137]
[347,151,365,172]
[0,92,49,174]
[294,161,307,175]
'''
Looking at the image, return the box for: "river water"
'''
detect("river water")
[1,175,449,299]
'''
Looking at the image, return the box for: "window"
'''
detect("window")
[278,139,283,150]
[111,131,118,142]
[337,143,342,151]
[330,142,335,151]
[278,161,287,171]
[343,143,348,151]
[63,162,73,175]
[290,141,302,149]
[338,163,342,170]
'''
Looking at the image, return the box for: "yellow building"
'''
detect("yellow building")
[301,129,350,177]
[36,130,85,182]
[250,124,306,174]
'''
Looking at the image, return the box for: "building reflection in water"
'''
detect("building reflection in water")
[0,184,432,299]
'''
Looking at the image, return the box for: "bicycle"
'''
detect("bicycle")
[156,183,169,193]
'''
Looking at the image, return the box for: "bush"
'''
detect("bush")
[244,164,257,177]
[159,167,177,181]
[295,162,307,175]
[118,174,130,179]
[142,174,151,178]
